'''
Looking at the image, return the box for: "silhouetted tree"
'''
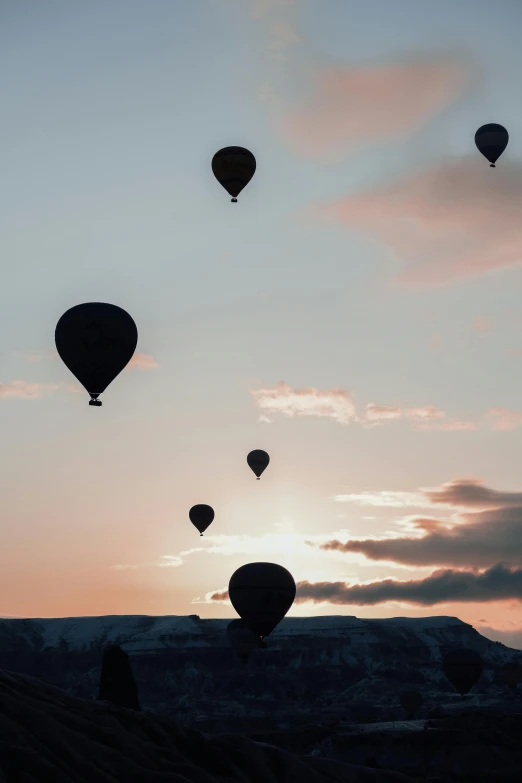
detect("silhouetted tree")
[97,644,141,711]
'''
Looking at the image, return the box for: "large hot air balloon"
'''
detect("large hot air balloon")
[475,124,509,167]
[228,562,296,639]
[399,690,422,719]
[189,504,214,536]
[247,449,269,480]
[55,303,138,406]
[227,619,260,663]
[500,661,522,694]
[212,146,256,202]
[442,648,483,696]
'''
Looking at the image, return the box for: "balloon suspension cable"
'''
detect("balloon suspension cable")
[231,198,237,203]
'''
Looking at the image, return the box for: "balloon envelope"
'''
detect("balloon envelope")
[442,648,483,695]
[228,562,296,639]
[55,303,138,405]
[189,504,214,535]
[227,619,260,662]
[475,124,509,166]
[399,690,422,717]
[212,146,256,202]
[247,449,270,479]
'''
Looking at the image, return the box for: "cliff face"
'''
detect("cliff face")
[0,669,413,783]
[0,614,519,731]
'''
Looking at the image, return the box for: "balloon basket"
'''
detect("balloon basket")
[89,400,102,407]
[231,198,237,203]
[490,163,495,167]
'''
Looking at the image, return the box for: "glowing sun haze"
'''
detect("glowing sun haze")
[2,0,522,649]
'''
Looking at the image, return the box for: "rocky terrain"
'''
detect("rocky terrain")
[0,614,520,732]
[0,668,414,782]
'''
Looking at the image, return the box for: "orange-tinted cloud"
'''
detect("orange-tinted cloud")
[294,564,522,605]
[208,563,522,606]
[127,352,159,370]
[0,381,57,399]
[279,59,472,160]
[319,159,522,284]
[424,478,522,510]
[250,381,357,424]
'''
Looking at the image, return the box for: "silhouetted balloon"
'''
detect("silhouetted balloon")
[475,124,509,167]
[228,562,296,639]
[399,690,422,718]
[442,648,483,696]
[55,303,138,406]
[189,504,215,536]
[500,661,522,694]
[212,146,256,202]
[97,644,141,711]
[247,449,270,480]
[227,619,260,663]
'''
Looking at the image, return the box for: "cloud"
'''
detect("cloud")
[364,404,402,423]
[207,563,522,606]
[473,316,491,334]
[294,563,522,606]
[0,381,58,399]
[250,381,357,424]
[279,58,472,160]
[251,382,522,433]
[318,159,522,285]
[485,409,522,431]
[318,504,522,568]
[110,556,184,570]
[423,478,522,510]
[332,491,427,508]
[127,352,159,370]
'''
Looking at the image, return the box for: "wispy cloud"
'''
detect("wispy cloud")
[127,352,159,370]
[333,491,427,508]
[279,58,472,160]
[250,382,357,424]
[423,478,522,510]
[0,381,58,399]
[317,159,522,285]
[250,381,521,432]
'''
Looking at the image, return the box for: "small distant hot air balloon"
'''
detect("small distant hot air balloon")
[189,504,214,536]
[500,661,522,694]
[55,303,138,407]
[212,146,256,202]
[228,562,296,640]
[399,690,422,719]
[227,619,260,663]
[247,449,269,480]
[475,124,509,167]
[442,648,483,696]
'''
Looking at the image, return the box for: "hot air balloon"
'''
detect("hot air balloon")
[55,303,138,407]
[247,449,269,480]
[500,661,522,694]
[399,690,422,719]
[475,124,509,167]
[212,146,256,202]
[227,619,260,663]
[442,648,483,696]
[228,562,296,639]
[189,504,214,536]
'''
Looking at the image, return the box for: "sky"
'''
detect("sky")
[2,0,522,648]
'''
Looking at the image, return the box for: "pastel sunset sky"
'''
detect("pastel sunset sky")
[2,0,522,649]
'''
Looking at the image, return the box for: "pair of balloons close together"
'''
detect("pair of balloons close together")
[211,128,508,206]
[213,129,509,203]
